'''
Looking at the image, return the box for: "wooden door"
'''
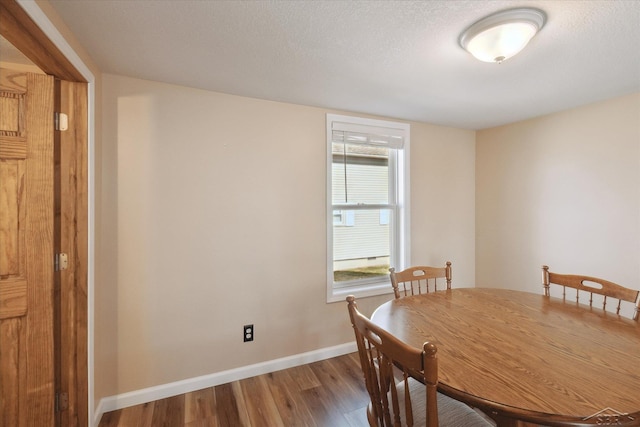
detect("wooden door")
[1,2,89,426]
[0,68,55,426]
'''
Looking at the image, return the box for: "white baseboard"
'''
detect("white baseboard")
[93,341,357,426]
[93,399,106,427]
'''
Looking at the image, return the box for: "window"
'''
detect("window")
[326,114,410,302]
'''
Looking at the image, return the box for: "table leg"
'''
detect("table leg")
[489,413,535,427]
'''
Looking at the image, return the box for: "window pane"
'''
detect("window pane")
[333,208,390,283]
[379,209,390,225]
[333,210,355,226]
[332,142,389,205]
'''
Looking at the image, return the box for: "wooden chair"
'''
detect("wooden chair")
[389,262,452,299]
[346,296,493,427]
[542,265,640,321]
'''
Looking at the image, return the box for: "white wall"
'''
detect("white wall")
[100,74,476,396]
[476,94,640,315]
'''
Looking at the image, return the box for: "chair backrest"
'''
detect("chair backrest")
[346,295,439,427]
[389,262,452,299]
[542,265,640,321]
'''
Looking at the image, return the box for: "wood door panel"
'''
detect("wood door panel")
[0,160,23,277]
[0,68,55,426]
[0,72,28,322]
[0,70,26,137]
[24,71,55,427]
[0,317,25,427]
[0,280,27,319]
[0,136,27,158]
[0,93,24,135]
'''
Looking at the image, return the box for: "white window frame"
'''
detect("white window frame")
[326,114,410,303]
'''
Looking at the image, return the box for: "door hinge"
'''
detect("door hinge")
[56,391,69,412]
[55,253,69,271]
[54,112,69,131]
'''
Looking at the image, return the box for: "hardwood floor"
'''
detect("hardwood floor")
[98,353,370,427]
[97,352,540,427]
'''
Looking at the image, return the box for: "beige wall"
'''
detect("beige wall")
[100,74,476,395]
[476,93,640,312]
[411,124,476,278]
[23,0,640,413]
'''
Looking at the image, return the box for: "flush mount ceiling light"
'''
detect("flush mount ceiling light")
[459,8,546,63]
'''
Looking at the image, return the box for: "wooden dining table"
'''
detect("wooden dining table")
[370,288,640,427]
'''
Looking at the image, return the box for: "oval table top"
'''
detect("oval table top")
[370,288,640,426]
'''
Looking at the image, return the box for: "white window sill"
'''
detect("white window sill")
[327,280,394,303]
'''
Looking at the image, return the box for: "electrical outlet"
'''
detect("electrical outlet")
[243,324,254,342]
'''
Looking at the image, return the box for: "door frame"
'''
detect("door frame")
[0,0,95,425]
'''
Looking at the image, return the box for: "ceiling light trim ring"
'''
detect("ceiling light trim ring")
[459,8,547,63]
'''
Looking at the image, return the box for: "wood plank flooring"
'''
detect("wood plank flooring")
[98,353,370,427]
[97,352,541,427]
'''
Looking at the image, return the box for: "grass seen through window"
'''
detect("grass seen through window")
[334,265,390,282]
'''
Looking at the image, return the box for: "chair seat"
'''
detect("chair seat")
[436,393,495,427]
[368,378,495,426]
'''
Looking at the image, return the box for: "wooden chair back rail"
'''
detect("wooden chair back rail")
[347,296,439,427]
[542,265,640,320]
[390,262,452,299]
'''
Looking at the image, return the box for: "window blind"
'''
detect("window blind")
[331,121,405,149]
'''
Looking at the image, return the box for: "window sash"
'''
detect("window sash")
[332,206,397,289]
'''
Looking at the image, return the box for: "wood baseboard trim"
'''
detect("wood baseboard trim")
[93,341,357,426]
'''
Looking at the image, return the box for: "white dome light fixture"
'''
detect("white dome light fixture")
[459,8,546,63]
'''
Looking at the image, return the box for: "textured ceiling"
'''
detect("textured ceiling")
[47,0,640,130]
